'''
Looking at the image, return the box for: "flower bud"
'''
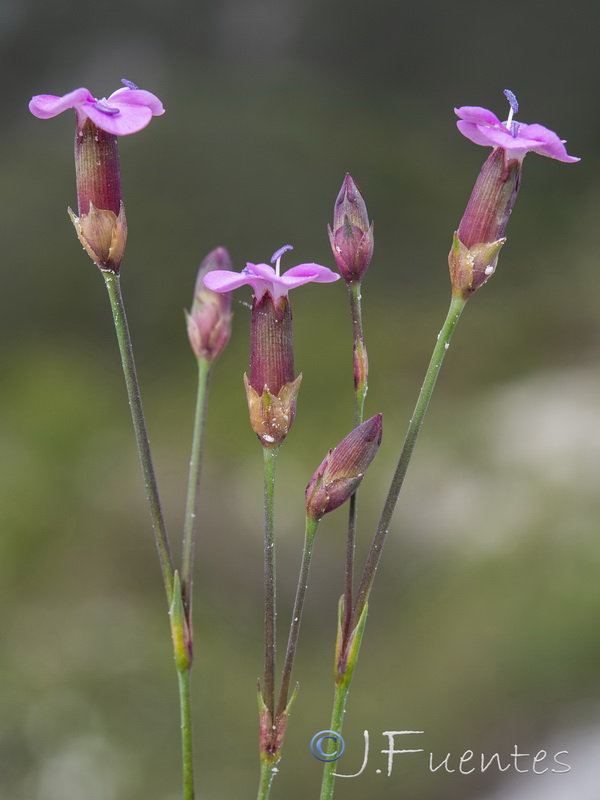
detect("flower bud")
[305,414,382,520]
[328,174,374,283]
[186,248,234,362]
[69,118,127,272]
[169,572,193,672]
[449,147,520,297]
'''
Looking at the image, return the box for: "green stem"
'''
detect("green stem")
[181,357,213,617]
[263,446,279,719]
[353,294,467,624]
[177,667,195,800]
[319,293,467,800]
[344,281,367,642]
[276,515,319,718]
[257,760,277,800]
[319,681,349,800]
[348,281,367,423]
[103,272,175,603]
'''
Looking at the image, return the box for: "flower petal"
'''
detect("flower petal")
[457,120,519,150]
[455,106,503,128]
[281,264,340,285]
[245,263,278,280]
[29,88,94,119]
[203,270,257,293]
[108,87,165,116]
[84,103,154,135]
[513,123,580,162]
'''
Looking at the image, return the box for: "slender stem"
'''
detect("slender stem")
[348,281,367,424]
[319,681,349,800]
[343,280,367,641]
[276,515,319,718]
[103,272,175,603]
[181,357,213,616]
[319,293,467,800]
[343,493,358,645]
[263,446,279,719]
[257,760,277,800]
[353,294,467,626]
[177,667,195,800]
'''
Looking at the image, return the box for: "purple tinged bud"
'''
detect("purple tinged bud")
[186,247,234,362]
[328,174,374,283]
[305,414,383,520]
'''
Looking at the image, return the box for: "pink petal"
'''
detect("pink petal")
[245,263,278,280]
[85,103,154,135]
[455,106,503,127]
[283,264,340,284]
[457,120,520,150]
[29,88,94,119]
[108,87,165,116]
[203,270,255,293]
[515,123,580,162]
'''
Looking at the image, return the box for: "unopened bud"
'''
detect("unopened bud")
[306,414,382,520]
[186,247,233,362]
[169,572,193,672]
[449,147,520,297]
[328,174,374,283]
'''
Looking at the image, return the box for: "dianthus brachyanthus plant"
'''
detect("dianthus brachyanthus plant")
[29,82,579,799]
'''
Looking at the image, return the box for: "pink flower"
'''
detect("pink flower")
[29,79,164,135]
[455,90,579,163]
[203,244,339,301]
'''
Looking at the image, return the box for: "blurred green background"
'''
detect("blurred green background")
[2,0,600,798]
